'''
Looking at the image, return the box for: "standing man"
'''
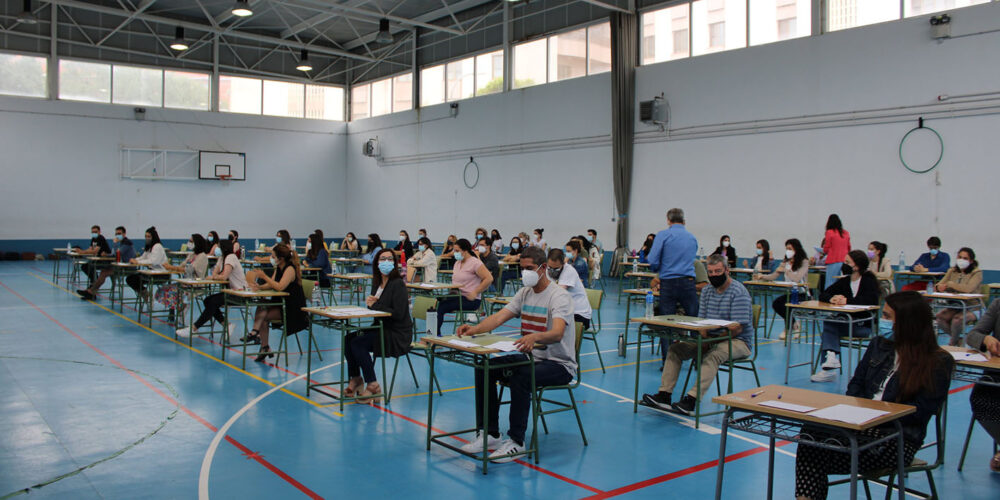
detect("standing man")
[646,208,699,361]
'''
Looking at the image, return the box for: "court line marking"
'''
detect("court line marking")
[0,279,323,499]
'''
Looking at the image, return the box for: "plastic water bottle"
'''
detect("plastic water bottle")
[255,238,260,250]
[699,246,704,259]
[427,308,438,336]
[790,286,800,305]
[926,281,934,295]
[400,253,408,282]
[617,334,626,357]
[66,242,71,252]
[645,290,654,318]
[898,250,905,272]
[632,260,638,274]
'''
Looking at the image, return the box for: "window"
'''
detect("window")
[370,78,392,117]
[905,0,990,17]
[514,38,547,89]
[548,27,587,82]
[641,3,691,65]
[826,0,898,31]
[692,0,746,56]
[59,59,111,103]
[0,52,47,98]
[305,84,344,121]
[749,0,811,46]
[112,65,163,107]
[262,79,304,118]
[446,56,474,101]
[420,65,445,107]
[475,50,503,96]
[351,83,370,120]
[219,75,262,114]
[588,23,612,75]
[164,70,210,110]
[393,73,413,112]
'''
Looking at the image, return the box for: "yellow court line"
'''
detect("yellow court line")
[27,272,344,417]
[582,358,659,373]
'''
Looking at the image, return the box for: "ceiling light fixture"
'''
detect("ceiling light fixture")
[376,18,393,44]
[18,0,38,25]
[231,0,253,17]
[296,50,313,72]
[170,27,189,51]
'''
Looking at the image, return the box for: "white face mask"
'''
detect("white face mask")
[306,242,312,250]
[521,269,540,288]
[785,249,795,259]
[400,235,406,240]
[956,258,971,270]
[478,246,487,254]
[722,241,730,247]
[269,256,277,266]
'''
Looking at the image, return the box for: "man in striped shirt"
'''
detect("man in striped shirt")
[642,254,754,415]
[456,246,576,463]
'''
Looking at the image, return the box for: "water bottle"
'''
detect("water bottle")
[400,253,408,282]
[66,242,71,252]
[898,250,905,272]
[617,333,626,357]
[255,238,260,250]
[645,290,654,318]
[632,260,638,274]
[790,286,800,305]
[699,246,704,259]
[426,308,438,336]
[311,283,319,304]
[926,281,934,295]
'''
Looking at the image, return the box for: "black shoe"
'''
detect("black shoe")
[671,395,697,416]
[254,345,274,363]
[77,289,93,300]
[240,331,261,345]
[640,392,672,411]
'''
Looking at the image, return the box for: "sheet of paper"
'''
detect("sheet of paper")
[956,293,984,297]
[484,341,520,352]
[835,305,871,310]
[676,321,703,327]
[418,283,438,288]
[950,351,989,362]
[697,319,737,327]
[774,281,797,285]
[759,400,817,413]
[446,339,480,348]
[807,404,889,425]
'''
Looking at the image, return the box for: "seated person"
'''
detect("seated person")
[747,239,780,274]
[303,233,332,289]
[710,235,738,268]
[455,246,575,463]
[637,233,656,264]
[794,291,953,500]
[406,237,438,283]
[565,240,590,289]
[641,254,753,415]
[965,296,1000,472]
[78,224,112,287]
[477,236,500,289]
[756,238,810,340]
[934,247,983,346]
[901,236,951,291]
[547,248,593,330]
[810,250,880,383]
[434,239,492,335]
[77,226,133,300]
[339,232,360,252]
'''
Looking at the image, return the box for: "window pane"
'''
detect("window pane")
[750,0,811,46]
[513,39,547,88]
[446,57,474,101]
[305,84,344,121]
[475,50,504,96]
[262,80,304,117]
[588,23,612,75]
[905,0,989,17]
[420,65,445,107]
[370,78,392,117]
[351,83,370,120]
[393,73,413,112]
[59,59,111,103]
[692,0,747,56]
[641,3,690,65]
[219,75,262,114]
[164,70,209,110]
[548,28,587,82]
[0,53,47,98]
[112,65,163,107]
[827,0,898,31]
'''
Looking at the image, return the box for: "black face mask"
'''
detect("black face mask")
[547,267,563,280]
[842,263,854,274]
[228,234,235,241]
[708,274,727,288]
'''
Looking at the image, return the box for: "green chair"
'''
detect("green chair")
[274,279,323,366]
[681,305,762,396]
[388,296,443,400]
[533,323,588,448]
[582,289,605,373]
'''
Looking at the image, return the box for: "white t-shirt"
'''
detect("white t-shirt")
[215,254,247,290]
[555,264,592,320]
[503,281,577,377]
[850,277,861,297]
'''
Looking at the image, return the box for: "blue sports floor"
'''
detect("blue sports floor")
[1,261,998,499]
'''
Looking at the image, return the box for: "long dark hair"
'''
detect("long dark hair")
[576,235,593,253]
[144,226,161,251]
[307,233,324,261]
[277,229,291,246]
[885,291,947,402]
[219,239,235,258]
[640,233,656,254]
[508,236,522,255]
[191,234,208,255]
[566,239,583,258]
[208,230,220,245]
[719,235,730,247]
[756,239,771,267]
[366,233,383,254]
[371,248,401,283]
[870,241,888,270]
[314,229,324,242]
[417,237,432,251]
[454,238,477,264]
[846,249,874,279]
[491,229,501,241]
[272,243,302,283]
[784,239,807,271]
[228,229,239,242]
[826,214,844,237]
[341,232,356,249]
[954,247,978,274]
[399,230,410,243]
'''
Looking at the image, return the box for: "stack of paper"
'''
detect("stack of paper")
[320,307,379,317]
[759,400,816,413]
[950,351,990,362]
[484,341,520,352]
[807,404,889,425]
[835,305,871,310]
[446,339,481,348]
[417,283,438,288]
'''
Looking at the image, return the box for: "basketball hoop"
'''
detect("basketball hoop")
[218,174,231,182]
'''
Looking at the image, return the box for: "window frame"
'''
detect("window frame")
[0,49,49,100]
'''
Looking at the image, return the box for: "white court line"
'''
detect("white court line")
[198,361,341,500]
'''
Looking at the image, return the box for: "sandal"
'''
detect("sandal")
[240,329,261,345]
[344,377,363,398]
[990,452,1000,473]
[358,382,382,405]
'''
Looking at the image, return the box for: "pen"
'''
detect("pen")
[750,389,766,398]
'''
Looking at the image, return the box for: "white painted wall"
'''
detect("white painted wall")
[0,96,347,244]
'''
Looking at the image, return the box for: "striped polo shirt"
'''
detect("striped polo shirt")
[503,281,577,376]
[698,278,754,349]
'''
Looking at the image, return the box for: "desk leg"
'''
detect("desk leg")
[306,321,314,397]
[849,433,859,500]
[481,355,490,475]
[222,300,230,362]
[622,299,631,357]
[378,322,387,404]
[339,321,347,413]
[767,418,776,500]
[694,338,702,429]
[894,421,906,500]
[633,328,642,413]
[714,408,732,500]
[426,344,436,450]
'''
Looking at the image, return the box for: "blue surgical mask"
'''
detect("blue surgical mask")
[208,235,214,242]
[275,237,281,244]
[756,248,763,256]
[878,318,894,336]
[214,248,222,257]
[378,261,394,275]
[455,252,465,261]
[476,234,483,240]
[91,232,99,239]
[929,249,939,256]
[269,257,277,267]
[418,244,427,252]
[114,235,122,242]
[511,243,520,250]
[588,235,594,242]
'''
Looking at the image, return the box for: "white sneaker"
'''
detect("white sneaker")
[810,370,837,383]
[488,439,525,463]
[176,327,193,338]
[459,431,502,454]
[821,351,841,370]
[779,330,786,340]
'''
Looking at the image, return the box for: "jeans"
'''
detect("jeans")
[574,314,591,331]
[474,355,572,444]
[345,330,380,383]
[824,262,842,290]
[659,339,751,399]
[820,321,872,355]
[656,277,699,360]
[435,296,481,335]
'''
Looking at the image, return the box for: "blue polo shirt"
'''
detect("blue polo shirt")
[910,252,950,273]
[647,224,698,280]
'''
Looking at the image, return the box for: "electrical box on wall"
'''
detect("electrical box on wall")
[362,137,381,160]
[930,14,951,40]
[639,95,668,128]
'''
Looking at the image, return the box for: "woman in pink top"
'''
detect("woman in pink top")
[821,214,851,288]
[434,239,494,335]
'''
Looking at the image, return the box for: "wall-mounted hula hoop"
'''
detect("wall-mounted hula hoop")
[464,157,480,189]
[899,117,943,174]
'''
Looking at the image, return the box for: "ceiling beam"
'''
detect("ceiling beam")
[341,0,494,50]
[577,0,630,14]
[279,0,465,36]
[42,0,377,62]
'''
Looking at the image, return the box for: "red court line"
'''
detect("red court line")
[0,280,323,500]
[950,384,974,394]
[584,441,794,499]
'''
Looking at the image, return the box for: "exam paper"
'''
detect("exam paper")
[835,305,871,310]
[807,404,889,425]
[485,341,520,352]
[759,400,816,413]
[446,339,480,348]
[698,319,737,327]
[950,351,989,362]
